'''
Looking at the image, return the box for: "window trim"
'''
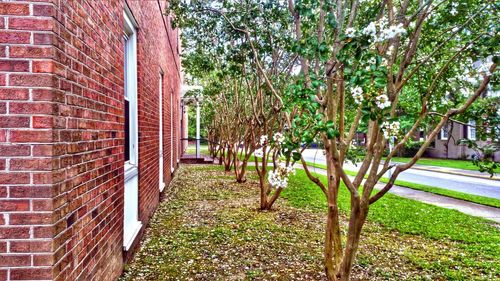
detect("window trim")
[467,120,476,141]
[124,9,138,171]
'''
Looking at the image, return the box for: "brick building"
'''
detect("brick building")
[0,1,181,280]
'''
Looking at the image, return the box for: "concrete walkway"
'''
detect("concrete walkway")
[305,166,500,224]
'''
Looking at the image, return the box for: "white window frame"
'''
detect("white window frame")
[124,10,139,173]
[467,120,476,140]
[123,7,141,251]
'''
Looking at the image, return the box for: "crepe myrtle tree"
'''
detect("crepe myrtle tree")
[170,0,298,209]
[279,0,498,280]
[170,0,498,279]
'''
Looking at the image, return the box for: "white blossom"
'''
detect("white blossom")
[381,121,400,139]
[273,132,285,144]
[345,27,356,38]
[259,135,268,146]
[254,148,263,158]
[268,161,295,189]
[362,22,377,37]
[351,86,364,104]
[375,94,391,109]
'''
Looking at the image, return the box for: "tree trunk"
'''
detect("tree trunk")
[338,204,368,281]
[259,174,269,210]
[324,150,343,281]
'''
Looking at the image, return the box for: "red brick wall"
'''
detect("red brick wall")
[0,1,181,280]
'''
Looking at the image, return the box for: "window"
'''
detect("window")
[440,125,449,140]
[124,10,138,167]
[467,120,476,140]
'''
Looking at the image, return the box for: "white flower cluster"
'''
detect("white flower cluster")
[381,121,400,139]
[478,60,494,76]
[268,162,295,189]
[345,27,356,38]
[354,19,406,43]
[273,132,285,144]
[450,2,458,16]
[375,94,391,109]
[254,147,264,158]
[352,86,364,104]
[260,135,268,146]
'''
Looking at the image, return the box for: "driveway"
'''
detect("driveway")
[302,149,500,199]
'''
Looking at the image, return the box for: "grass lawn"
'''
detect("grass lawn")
[122,165,499,280]
[304,161,500,208]
[185,144,210,156]
[388,157,500,173]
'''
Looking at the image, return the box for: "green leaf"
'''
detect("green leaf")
[292,152,302,161]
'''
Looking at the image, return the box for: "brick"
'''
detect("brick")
[0,31,31,44]
[32,89,64,102]
[9,213,52,225]
[33,60,54,73]
[0,74,5,85]
[0,159,4,170]
[0,89,30,100]
[0,199,30,211]
[0,242,6,252]
[33,116,54,128]
[33,4,55,16]
[0,60,30,72]
[9,102,54,115]
[0,145,31,156]
[33,226,52,238]
[9,46,53,59]
[0,46,5,57]
[9,74,56,87]
[9,186,52,198]
[0,103,5,114]
[34,33,54,45]
[33,254,53,266]
[0,255,31,267]
[0,116,30,128]
[0,172,30,184]
[0,227,30,239]
[10,130,53,143]
[10,158,53,171]
[33,199,52,211]
[0,3,30,15]
[10,240,52,253]
[9,18,53,31]
[10,268,52,280]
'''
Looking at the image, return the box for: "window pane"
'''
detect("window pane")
[125,100,130,162]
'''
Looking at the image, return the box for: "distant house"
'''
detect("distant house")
[425,116,500,161]
[0,1,183,280]
[425,57,499,162]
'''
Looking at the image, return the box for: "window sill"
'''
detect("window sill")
[124,162,138,182]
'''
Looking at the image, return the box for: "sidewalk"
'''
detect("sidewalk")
[305,166,500,224]
[406,163,499,181]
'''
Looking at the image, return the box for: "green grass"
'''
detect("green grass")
[303,161,500,208]
[281,170,500,279]
[388,157,499,173]
[185,144,209,156]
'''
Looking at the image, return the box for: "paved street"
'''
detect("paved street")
[302,149,500,199]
